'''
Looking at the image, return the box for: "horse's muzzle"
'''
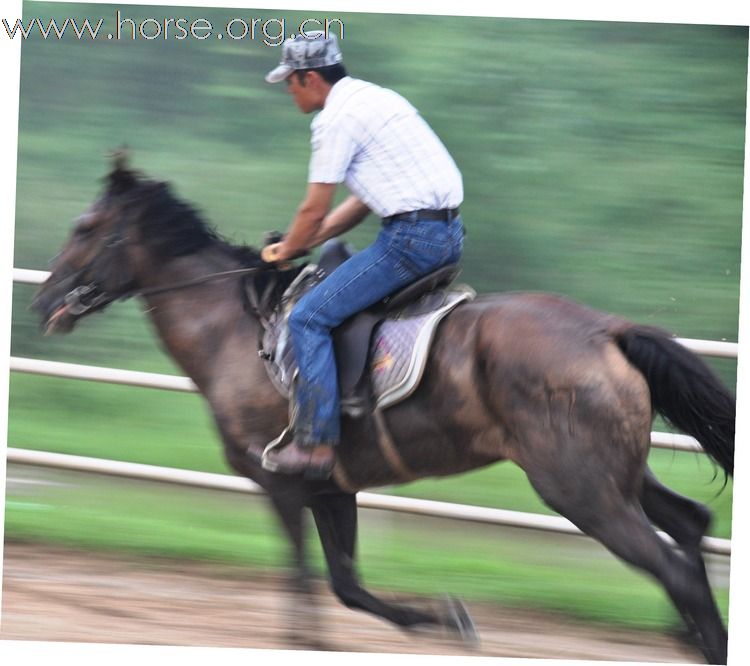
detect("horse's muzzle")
[31,271,89,335]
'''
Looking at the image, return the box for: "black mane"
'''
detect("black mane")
[105,165,261,266]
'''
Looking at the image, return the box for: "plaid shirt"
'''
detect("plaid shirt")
[308,77,463,218]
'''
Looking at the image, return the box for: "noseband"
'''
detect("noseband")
[63,282,114,316]
[54,210,135,315]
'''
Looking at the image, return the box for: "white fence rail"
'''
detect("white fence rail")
[9,266,736,556]
[6,447,731,556]
[10,356,196,393]
[12,266,741,359]
[13,268,49,285]
[3,356,712,454]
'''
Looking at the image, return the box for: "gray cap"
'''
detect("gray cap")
[265,31,343,83]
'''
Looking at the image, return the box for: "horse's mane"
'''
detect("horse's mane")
[105,161,261,267]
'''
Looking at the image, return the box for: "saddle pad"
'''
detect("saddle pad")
[261,282,474,412]
[371,288,473,409]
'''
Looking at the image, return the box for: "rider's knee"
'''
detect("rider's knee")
[289,301,320,336]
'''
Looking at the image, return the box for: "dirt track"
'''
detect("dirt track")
[0,541,700,662]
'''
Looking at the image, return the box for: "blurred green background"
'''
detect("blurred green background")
[5,2,746,634]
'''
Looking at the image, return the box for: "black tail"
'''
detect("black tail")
[616,325,735,478]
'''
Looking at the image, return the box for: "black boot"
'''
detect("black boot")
[262,440,335,480]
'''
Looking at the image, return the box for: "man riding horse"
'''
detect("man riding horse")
[260,31,465,479]
[29,35,735,660]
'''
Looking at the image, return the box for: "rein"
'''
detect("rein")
[64,267,266,317]
[60,209,275,320]
[132,267,265,298]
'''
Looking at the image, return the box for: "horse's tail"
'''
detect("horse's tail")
[615,324,735,478]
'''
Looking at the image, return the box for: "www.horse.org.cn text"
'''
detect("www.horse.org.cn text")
[2,13,345,46]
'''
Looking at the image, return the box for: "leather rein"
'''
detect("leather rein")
[59,210,290,327]
[61,213,268,317]
[64,266,267,316]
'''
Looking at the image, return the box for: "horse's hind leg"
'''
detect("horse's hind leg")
[524,461,727,664]
[640,467,717,648]
[641,466,713,551]
[310,493,478,645]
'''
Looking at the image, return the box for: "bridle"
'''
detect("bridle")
[63,266,267,316]
[58,210,269,318]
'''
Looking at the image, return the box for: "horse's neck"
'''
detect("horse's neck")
[138,250,264,390]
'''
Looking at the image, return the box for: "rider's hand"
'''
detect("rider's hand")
[261,242,285,263]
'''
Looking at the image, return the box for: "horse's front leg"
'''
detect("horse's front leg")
[266,489,325,649]
[310,493,479,647]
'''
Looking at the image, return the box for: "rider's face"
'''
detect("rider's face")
[286,72,325,113]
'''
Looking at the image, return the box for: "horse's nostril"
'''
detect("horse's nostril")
[30,292,44,311]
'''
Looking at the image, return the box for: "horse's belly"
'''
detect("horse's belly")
[332,408,503,492]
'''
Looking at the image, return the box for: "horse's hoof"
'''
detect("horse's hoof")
[442,596,480,649]
[284,629,329,651]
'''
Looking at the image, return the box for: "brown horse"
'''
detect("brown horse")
[32,155,735,663]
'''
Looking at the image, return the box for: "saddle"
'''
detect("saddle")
[255,240,475,417]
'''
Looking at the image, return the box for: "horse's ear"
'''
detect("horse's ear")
[110,146,130,172]
[106,146,138,194]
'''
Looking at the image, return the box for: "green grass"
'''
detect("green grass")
[4,466,729,631]
[8,373,228,473]
[7,371,734,539]
[6,370,733,631]
[7,3,744,632]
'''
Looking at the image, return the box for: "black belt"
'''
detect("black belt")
[383,207,460,224]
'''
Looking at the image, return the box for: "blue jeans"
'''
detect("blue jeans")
[288,214,465,446]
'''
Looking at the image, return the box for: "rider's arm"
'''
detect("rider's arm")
[269,183,337,261]
[262,188,370,263]
[308,195,371,247]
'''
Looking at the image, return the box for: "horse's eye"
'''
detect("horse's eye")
[74,225,95,238]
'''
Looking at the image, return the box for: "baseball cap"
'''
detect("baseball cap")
[265,31,343,83]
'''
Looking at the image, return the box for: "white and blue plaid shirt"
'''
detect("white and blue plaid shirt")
[308,77,463,218]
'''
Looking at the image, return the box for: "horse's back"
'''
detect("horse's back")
[469,291,626,341]
[449,291,635,377]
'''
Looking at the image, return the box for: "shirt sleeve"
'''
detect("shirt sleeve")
[308,115,359,184]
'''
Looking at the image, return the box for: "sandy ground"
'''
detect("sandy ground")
[0,541,701,662]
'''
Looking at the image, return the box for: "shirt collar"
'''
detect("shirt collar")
[322,76,354,109]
